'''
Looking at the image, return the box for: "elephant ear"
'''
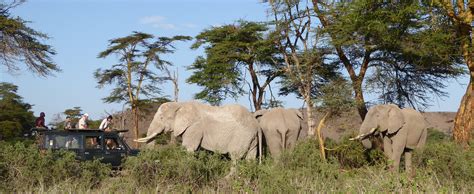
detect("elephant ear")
[387,105,405,134]
[173,103,196,137]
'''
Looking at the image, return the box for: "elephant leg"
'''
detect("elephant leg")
[225,160,238,179]
[405,150,412,174]
[181,126,202,152]
[390,134,406,172]
[286,128,299,150]
[265,130,283,158]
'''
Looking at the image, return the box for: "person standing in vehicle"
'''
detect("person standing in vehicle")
[99,115,113,131]
[35,112,48,129]
[78,113,89,129]
[64,116,73,130]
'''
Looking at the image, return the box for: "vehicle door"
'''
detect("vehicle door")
[102,134,128,167]
[83,134,105,161]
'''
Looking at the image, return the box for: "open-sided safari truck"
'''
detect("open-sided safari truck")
[28,128,139,167]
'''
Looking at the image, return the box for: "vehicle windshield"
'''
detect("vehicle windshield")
[43,134,82,149]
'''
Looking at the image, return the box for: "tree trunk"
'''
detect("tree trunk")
[453,20,474,145]
[453,76,473,146]
[354,84,368,121]
[306,97,315,137]
[132,106,140,148]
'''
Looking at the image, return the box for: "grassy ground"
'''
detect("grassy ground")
[1,129,473,192]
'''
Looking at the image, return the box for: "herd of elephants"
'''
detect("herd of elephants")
[135,101,427,172]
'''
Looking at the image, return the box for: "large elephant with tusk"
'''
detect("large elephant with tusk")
[135,101,262,162]
[350,104,427,172]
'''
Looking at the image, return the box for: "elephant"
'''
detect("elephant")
[135,101,262,162]
[350,104,427,172]
[254,108,303,157]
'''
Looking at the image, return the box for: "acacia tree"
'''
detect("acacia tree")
[312,0,462,117]
[431,0,474,145]
[0,82,35,139]
[187,21,283,111]
[269,1,341,160]
[95,32,190,148]
[0,0,59,76]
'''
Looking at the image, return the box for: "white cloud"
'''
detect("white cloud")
[139,16,176,30]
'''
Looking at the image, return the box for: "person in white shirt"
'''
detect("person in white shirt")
[99,115,113,131]
[78,113,89,129]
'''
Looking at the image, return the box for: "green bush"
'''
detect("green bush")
[0,141,111,192]
[3,129,474,192]
[414,140,474,186]
[326,137,387,168]
[122,145,230,190]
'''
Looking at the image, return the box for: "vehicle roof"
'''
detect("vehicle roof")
[33,128,128,135]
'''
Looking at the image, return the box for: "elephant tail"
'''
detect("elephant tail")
[282,129,286,150]
[258,128,262,164]
[416,128,428,149]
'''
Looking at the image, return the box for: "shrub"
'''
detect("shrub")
[324,137,387,169]
[0,141,111,192]
[414,140,474,186]
[122,145,230,190]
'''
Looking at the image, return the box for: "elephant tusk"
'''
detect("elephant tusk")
[349,128,377,141]
[134,132,159,143]
[349,135,363,141]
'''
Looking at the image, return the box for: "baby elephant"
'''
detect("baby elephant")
[254,108,303,158]
[351,104,427,172]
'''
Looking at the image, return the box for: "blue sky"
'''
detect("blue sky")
[0,0,469,123]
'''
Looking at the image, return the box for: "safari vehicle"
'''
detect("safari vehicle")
[30,128,139,167]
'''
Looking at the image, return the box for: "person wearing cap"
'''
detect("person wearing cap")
[78,113,89,129]
[35,112,48,129]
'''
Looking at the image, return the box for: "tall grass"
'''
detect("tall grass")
[1,129,473,192]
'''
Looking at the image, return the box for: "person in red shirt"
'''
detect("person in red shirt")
[35,112,48,129]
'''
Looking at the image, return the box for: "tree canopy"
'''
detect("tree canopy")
[312,0,464,115]
[0,82,35,139]
[95,31,190,147]
[0,0,59,77]
[187,21,283,110]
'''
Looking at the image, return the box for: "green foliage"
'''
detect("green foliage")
[425,128,451,143]
[87,119,102,129]
[95,32,191,105]
[0,141,111,192]
[315,79,356,115]
[153,131,173,145]
[2,134,474,192]
[322,0,464,109]
[51,107,83,129]
[0,82,35,139]
[188,21,282,107]
[0,1,59,76]
[414,131,474,187]
[326,138,387,169]
[122,145,229,190]
[64,107,83,119]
